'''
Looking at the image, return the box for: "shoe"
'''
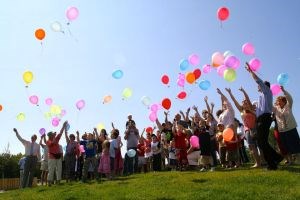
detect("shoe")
[210,167,215,172]
[200,168,206,172]
[275,156,284,165]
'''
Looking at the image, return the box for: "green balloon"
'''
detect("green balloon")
[122,88,133,99]
[223,69,236,82]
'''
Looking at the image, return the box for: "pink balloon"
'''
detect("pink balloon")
[190,136,199,148]
[79,145,85,153]
[45,98,53,106]
[217,65,228,77]
[188,54,200,66]
[29,95,39,105]
[249,58,261,71]
[60,109,67,117]
[178,73,185,80]
[224,55,240,69]
[271,84,282,96]
[202,64,211,74]
[52,117,60,127]
[242,42,255,55]
[66,6,79,21]
[177,79,185,87]
[211,52,225,67]
[149,112,157,122]
[76,99,85,110]
[150,104,159,112]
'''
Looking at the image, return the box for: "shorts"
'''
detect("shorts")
[245,129,257,146]
[40,160,48,171]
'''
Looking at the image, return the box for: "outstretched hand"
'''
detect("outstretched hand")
[204,96,208,102]
[225,88,231,93]
[245,62,252,72]
[13,128,17,133]
[216,88,222,95]
[239,87,244,92]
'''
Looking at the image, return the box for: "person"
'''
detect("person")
[168,138,177,171]
[18,156,27,188]
[123,120,139,175]
[216,88,235,128]
[216,123,226,168]
[13,128,41,188]
[109,127,119,179]
[46,121,67,186]
[245,63,283,170]
[272,86,300,165]
[172,122,188,171]
[39,134,49,186]
[111,124,123,176]
[151,134,162,172]
[198,120,213,172]
[98,140,111,180]
[64,129,79,182]
[125,114,136,128]
[137,136,147,173]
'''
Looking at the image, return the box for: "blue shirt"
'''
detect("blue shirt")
[256,78,273,117]
[80,140,97,157]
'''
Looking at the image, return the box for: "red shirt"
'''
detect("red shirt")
[46,133,62,159]
[175,132,186,149]
[137,143,145,157]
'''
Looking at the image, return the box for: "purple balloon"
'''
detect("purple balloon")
[39,128,46,135]
[224,55,239,69]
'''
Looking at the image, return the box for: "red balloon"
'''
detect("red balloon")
[193,68,201,80]
[217,7,230,21]
[177,91,187,99]
[161,74,169,85]
[162,98,171,110]
[146,127,153,133]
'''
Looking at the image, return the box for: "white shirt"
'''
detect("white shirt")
[16,133,41,161]
[218,99,235,128]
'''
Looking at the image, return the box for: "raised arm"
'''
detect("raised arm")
[155,118,163,131]
[210,102,215,115]
[39,135,46,148]
[64,126,70,143]
[245,62,259,81]
[225,88,243,112]
[164,111,169,123]
[179,110,186,121]
[76,131,80,142]
[93,128,99,139]
[13,128,26,144]
[217,88,227,105]
[204,96,211,113]
[281,86,293,108]
[184,107,191,122]
[239,87,252,105]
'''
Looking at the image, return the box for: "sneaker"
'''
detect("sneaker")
[210,167,215,172]
[200,168,206,172]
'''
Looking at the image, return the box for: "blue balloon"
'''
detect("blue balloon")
[127,149,136,158]
[277,73,289,86]
[112,69,124,79]
[179,59,189,71]
[198,80,211,90]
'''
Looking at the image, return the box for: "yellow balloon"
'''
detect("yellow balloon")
[17,113,26,121]
[44,112,52,119]
[97,123,105,131]
[50,105,61,115]
[122,88,133,99]
[23,71,34,85]
[103,95,112,104]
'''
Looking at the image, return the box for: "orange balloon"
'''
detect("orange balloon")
[223,127,234,142]
[185,72,195,84]
[0,104,2,112]
[35,28,46,40]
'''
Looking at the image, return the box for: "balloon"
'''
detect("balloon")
[223,50,233,58]
[23,71,33,85]
[44,112,52,119]
[178,73,185,80]
[249,58,261,71]
[190,135,199,148]
[76,99,85,110]
[149,111,157,122]
[177,78,185,87]
[217,65,228,77]
[45,98,53,106]
[224,55,239,68]
[271,84,282,96]
[112,69,124,79]
[66,6,79,21]
[60,109,67,117]
[39,128,46,136]
[103,95,112,104]
[97,123,105,131]
[193,68,201,80]
[177,91,187,100]
[50,21,63,32]
[0,104,2,112]
[242,42,255,55]
[127,149,136,158]
[35,28,46,40]
[202,64,211,74]
[150,104,159,112]
[231,57,240,70]
[179,59,189,71]
[17,113,25,121]
[223,128,234,142]
[161,74,169,85]
[185,72,196,84]
[29,95,39,105]
[211,52,225,67]
[122,88,133,99]
[277,73,289,86]
[224,69,237,82]
[161,98,171,110]
[217,7,230,21]
[79,145,85,153]
[188,54,200,66]
[198,80,211,90]
[52,117,60,127]
[141,96,151,107]
[146,127,153,133]
[50,105,61,115]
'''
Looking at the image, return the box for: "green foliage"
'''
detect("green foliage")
[0,152,23,178]
[0,165,299,200]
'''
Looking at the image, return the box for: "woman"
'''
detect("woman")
[273,86,300,165]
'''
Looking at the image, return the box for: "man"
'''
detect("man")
[245,63,283,170]
[13,128,41,188]
[124,120,139,175]
[46,121,67,186]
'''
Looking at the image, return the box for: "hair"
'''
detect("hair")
[69,134,75,140]
[102,140,110,150]
[264,81,270,88]
[101,129,107,136]
[276,96,287,105]
[216,109,223,118]
[111,129,120,139]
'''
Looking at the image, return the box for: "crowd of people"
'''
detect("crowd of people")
[14,63,300,188]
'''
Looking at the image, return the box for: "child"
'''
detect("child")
[18,156,27,188]
[168,138,177,171]
[113,127,123,177]
[144,132,153,172]
[216,123,226,168]
[137,137,147,173]
[224,124,240,169]
[98,140,111,180]
[172,122,188,171]
[39,134,48,186]
[198,120,212,172]
[151,134,161,172]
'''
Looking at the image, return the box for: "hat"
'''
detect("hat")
[217,122,224,126]
[47,132,56,137]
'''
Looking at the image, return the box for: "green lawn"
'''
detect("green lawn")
[1,165,299,200]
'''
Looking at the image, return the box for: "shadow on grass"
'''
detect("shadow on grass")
[156,198,175,200]
[191,178,209,183]
[279,166,300,173]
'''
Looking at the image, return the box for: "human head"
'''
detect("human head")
[31,134,37,142]
[275,96,287,109]
[69,134,75,141]
[242,99,252,111]
[127,114,132,121]
[217,123,224,132]
[111,129,119,139]
[201,110,209,119]
[174,113,181,121]
[47,132,56,140]
[102,140,110,150]
[216,109,223,118]
[151,134,158,142]
[258,81,270,92]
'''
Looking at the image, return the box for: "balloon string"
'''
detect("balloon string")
[66,23,78,42]
[40,42,44,56]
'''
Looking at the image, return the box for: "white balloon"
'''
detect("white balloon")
[51,21,63,32]
[141,96,151,107]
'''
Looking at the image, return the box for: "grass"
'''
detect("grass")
[0,165,299,200]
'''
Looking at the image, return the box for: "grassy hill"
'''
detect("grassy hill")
[0,165,299,200]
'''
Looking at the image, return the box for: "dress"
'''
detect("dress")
[98,149,111,174]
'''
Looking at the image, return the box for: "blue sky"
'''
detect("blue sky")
[1,0,300,155]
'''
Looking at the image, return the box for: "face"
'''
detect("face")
[128,115,132,120]
[175,114,181,121]
[87,133,93,140]
[217,125,224,132]
[276,98,286,108]
[242,100,252,110]
[222,103,228,110]
[31,135,37,142]
[202,111,208,119]
[257,85,262,92]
